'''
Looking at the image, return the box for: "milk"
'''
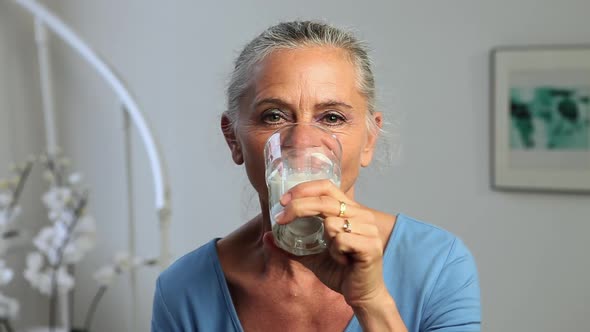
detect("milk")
[267,170,340,255]
[267,172,340,221]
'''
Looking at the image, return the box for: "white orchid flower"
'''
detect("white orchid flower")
[93,252,154,288]
[132,256,147,267]
[114,252,132,270]
[93,265,116,286]
[9,206,20,222]
[68,172,82,185]
[46,249,59,266]
[42,169,54,183]
[75,215,96,234]
[0,206,20,227]
[60,210,75,225]
[0,270,13,286]
[56,267,74,293]
[0,192,11,207]
[61,244,82,264]
[42,187,72,211]
[35,271,52,295]
[23,267,43,294]
[52,221,68,248]
[25,267,74,296]
[47,209,59,222]
[74,234,95,252]
[48,209,75,226]
[33,226,57,255]
[26,252,44,271]
[0,210,8,227]
[60,232,95,265]
[0,261,13,286]
[0,293,19,319]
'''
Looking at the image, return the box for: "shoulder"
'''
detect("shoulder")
[388,213,478,286]
[398,214,467,250]
[152,239,244,331]
[394,214,457,242]
[158,239,220,292]
[390,214,474,267]
[152,239,225,328]
[386,214,480,331]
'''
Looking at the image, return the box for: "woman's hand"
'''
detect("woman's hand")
[272,179,407,331]
[274,179,388,307]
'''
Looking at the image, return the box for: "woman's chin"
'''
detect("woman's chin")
[262,230,276,247]
[262,230,289,257]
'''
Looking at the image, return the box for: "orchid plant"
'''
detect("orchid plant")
[23,153,96,330]
[16,152,159,332]
[0,159,33,331]
[0,152,160,332]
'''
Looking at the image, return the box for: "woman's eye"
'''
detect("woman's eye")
[262,109,286,124]
[321,112,346,126]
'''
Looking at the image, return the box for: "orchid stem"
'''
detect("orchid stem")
[84,285,107,331]
[9,160,33,209]
[1,319,14,332]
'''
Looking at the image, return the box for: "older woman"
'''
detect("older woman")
[152,21,480,332]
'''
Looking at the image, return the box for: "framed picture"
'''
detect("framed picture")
[491,46,590,193]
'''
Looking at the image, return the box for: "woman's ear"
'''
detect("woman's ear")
[221,113,244,165]
[360,112,383,167]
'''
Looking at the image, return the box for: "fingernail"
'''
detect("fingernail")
[274,211,285,224]
[280,192,292,205]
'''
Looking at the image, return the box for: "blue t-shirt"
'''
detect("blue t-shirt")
[152,214,481,331]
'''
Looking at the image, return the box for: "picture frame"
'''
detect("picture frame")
[491,46,590,193]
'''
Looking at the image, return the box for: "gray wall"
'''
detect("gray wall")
[5,0,590,331]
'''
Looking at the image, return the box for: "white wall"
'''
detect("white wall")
[21,0,590,331]
[0,0,48,328]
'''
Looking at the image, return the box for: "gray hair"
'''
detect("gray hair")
[225,21,379,134]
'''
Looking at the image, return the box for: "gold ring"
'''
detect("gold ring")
[343,219,352,233]
[338,201,346,218]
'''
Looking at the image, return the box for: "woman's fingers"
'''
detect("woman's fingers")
[276,195,361,224]
[322,217,382,266]
[323,217,379,238]
[328,232,384,266]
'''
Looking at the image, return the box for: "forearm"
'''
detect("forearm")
[351,293,407,332]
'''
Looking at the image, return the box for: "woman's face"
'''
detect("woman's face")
[224,46,382,204]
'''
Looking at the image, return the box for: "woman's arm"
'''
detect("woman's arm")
[351,289,408,332]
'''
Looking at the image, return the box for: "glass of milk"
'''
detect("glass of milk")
[264,123,342,256]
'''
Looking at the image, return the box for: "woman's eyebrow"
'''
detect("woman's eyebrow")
[315,100,353,110]
[253,98,353,110]
[253,97,292,109]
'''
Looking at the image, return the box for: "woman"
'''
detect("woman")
[152,21,480,332]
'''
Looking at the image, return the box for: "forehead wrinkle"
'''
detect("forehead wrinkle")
[250,80,293,111]
[246,48,363,117]
[297,72,307,112]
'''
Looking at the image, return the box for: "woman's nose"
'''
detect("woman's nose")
[283,124,322,149]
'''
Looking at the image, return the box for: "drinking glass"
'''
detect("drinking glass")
[264,123,342,256]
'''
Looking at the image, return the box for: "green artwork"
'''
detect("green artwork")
[510,86,590,150]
